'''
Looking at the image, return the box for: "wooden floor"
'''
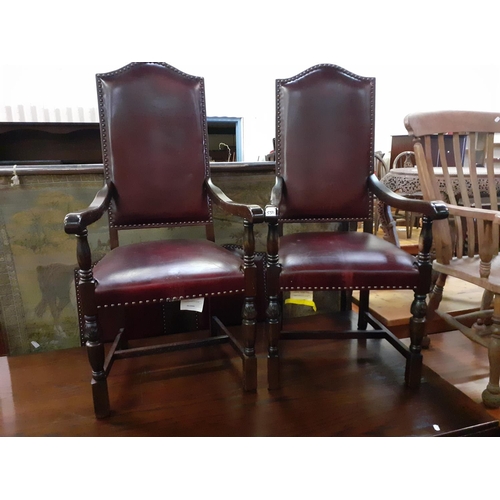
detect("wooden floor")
[0,224,497,437]
[0,318,498,437]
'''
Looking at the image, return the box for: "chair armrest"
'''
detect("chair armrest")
[368,174,448,220]
[64,183,113,234]
[206,177,264,223]
[263,176,283,223]
[445,203,500,222]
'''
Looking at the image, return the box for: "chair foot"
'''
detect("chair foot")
[482,384,500,408]
[91,378,110,419]
[404,352,423,388]
[421,335,431,349]
[482,329,500,407]
[242,355,257,392]
[267,355,280,390]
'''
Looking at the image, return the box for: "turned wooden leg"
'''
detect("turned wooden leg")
[266,293,281,390]
[427,273,447,320]
[116,308,128,349]
[482,295,500,408]
[341,290,353,312]
[242,296,257,392]
[471,290,494,336]
[86,315,110,419]
[76,230,110,418]
[91,378,109,419]
[265,215,281,390]
[415,215,436,350]
[405,211,413,239]
[357,290,369,330]
[241,220,258,392]
[405,291,427,388]
[420,274,447,349]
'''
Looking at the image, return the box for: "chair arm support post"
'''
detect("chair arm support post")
[265,212,282,388]
[65,185,107,398]
[75,232,100,344]
[407,214,436,359]
[243,219,257,295]
[368,174,448,220]
[64,183,112,235]
[266,219,280,275]
[265,204,281,340]
[416,215,434,295]
[75,230,105,395]
[241,219,258,357]
[264,186,281,310]
[206,177,264,223]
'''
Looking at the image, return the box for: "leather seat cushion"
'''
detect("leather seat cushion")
[93,239,245,306]
[278,231,420,290]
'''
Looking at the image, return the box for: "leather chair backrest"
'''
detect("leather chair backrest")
[96,62,212,228]
[276,64,375,221]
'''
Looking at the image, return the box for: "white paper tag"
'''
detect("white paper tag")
[265,206,278,217]
[31,341,40,348]
[289,291,314,301]
[180,297,205,313]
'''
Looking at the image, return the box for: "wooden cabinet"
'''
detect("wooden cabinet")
[0,122,102,164]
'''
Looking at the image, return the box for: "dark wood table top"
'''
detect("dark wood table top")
[1,317,497,437]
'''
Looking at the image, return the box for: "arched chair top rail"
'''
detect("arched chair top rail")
[405,110,500,137]
[276,63,375,86]
[95,61,203,82]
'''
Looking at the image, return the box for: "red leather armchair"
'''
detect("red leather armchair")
[264,64,448,390]
[64,62,264,418]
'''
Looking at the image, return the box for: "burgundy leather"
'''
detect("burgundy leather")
[278,232,420,290]
[93,239,245,306]
[276,65,375,221]
[96,62,211,227]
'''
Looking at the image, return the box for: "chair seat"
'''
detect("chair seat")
[93,239,245,307]
[279,231,420,290]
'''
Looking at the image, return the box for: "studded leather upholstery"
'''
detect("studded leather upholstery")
[91,63,248,306]
[274,65,419,292]
[264,64,441,391]
[94,239,245,307]
[97,62,211,228]
[278,231,420,291]
[64,62,264,417]
[276,65,373,221]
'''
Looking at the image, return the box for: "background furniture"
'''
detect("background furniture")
[64,62,264,418]
[392,150,416,169]
[391,150,421,238]
[373,152,389,232]
[405,110,500,408]
[382,136,468,243]
[264,64,448,391]
[0,122,102,164]
[378,166,500,247]
[0,119,240,165]
[390,135,417,169]
[389,134,467,167]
